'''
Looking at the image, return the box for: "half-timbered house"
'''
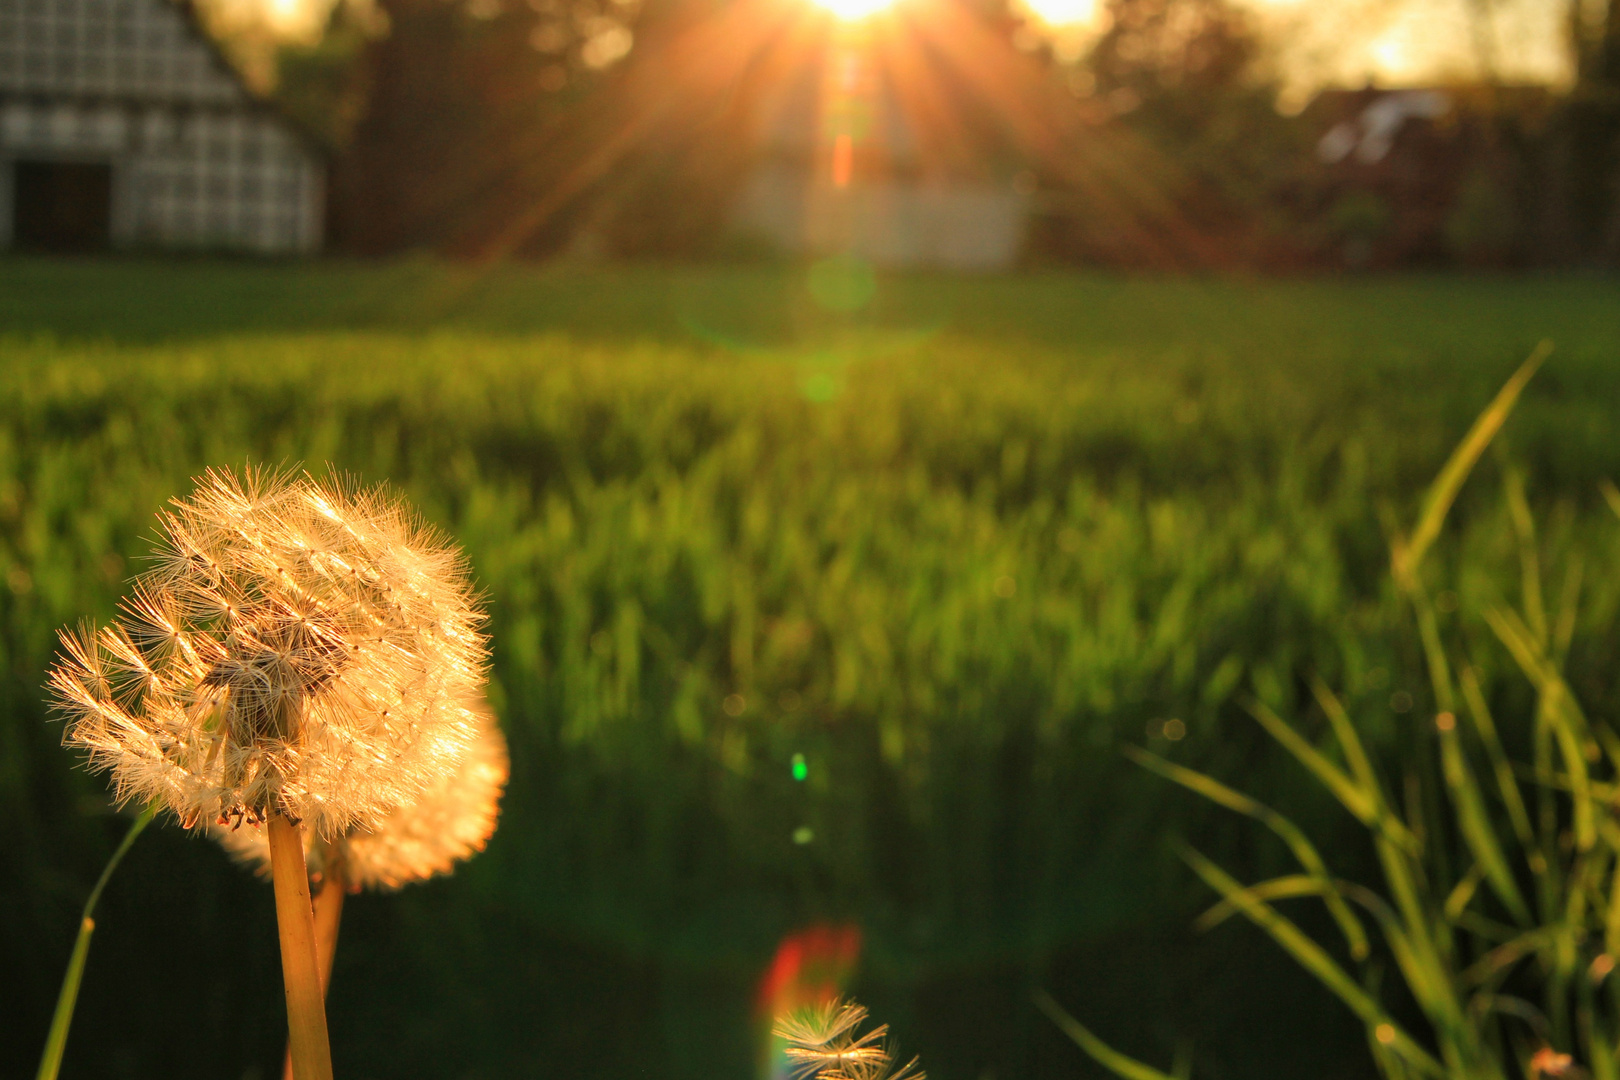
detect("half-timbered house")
[0,0,322,252]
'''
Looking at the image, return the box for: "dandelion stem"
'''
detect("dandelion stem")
[313,854,347,994]
[269,812,335,1080]
[35,802,158,1080]
[284,853,347,1080]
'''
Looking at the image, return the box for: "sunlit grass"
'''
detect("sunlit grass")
[1040,351,1620,1079]
[3,257,1619,1077]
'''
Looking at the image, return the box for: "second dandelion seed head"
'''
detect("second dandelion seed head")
[214,708,510,890]
[775,998,924,1080]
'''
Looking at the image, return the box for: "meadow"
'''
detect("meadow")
[2,257,1619,1080]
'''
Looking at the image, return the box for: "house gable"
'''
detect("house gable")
[0,0,322,254]
[0,0,246,104]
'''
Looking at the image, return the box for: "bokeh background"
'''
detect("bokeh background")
[2,0,1620,1077]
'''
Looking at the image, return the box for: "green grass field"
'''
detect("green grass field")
[3,256,1618,1080]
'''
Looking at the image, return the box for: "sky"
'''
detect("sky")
[1016,0,1571,99]
[1243,0,1570,97]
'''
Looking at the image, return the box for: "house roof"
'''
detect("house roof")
[0,0,326,154]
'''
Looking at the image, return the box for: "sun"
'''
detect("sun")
[809,0,896,20]
[1018,0,1097,25]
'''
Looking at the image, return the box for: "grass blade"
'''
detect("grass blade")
[1486,606,1595,852]
[1124,745,1370,959]
[1243,696,1373,820]
[1405,578,1456,714]
[1309,679,1384,805]
[1335,880,1465,1039]
[1551,553,1583,671]
[1607,849,1620,959]
[1601,479,1620,522]
[1393,341,1550,585]
[36,802,158,1080]
[1243,697,1419,856]
[1033,990,1180,1080]
[1196,874,1324,932]
[1459,666,1535,852]
[1306,681,1458,979]
[1502,465,1547,648]
[1309,680,1428,854]
[1177,844,1447,1078]
[1443,863,1484,922]
[1461,927,1559,989]
[1435,710,1532,925]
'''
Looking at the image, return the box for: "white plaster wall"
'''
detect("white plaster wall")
[735,164,1027,272]
[1,97,323,253]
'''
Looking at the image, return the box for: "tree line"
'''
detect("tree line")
[262,0,1620,268]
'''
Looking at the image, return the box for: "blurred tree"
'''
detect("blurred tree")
[1088,0,1257,103]
[1022,0,1312,268]
[1089,0,1287,221]
[331,0,644,252]
[523,0,771,259]
[274,0,380,153]
[1565,0,1620,261]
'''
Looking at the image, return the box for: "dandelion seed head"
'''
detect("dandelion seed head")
[775,998,923,1080]
[776,999,870,1051]
[49,467,487,838]
[215,708,508,889]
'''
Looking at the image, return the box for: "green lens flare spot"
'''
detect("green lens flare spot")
[807,255,877,313]
[791,752,808,781]
[793,826,814,845]
[802,371,839,402]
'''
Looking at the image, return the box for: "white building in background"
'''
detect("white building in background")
[0,0,322,253]
[736,163,1028,272]
[732,39,1028,272]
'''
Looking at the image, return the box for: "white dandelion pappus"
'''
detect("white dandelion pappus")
[48,467,487,841]
[774,998,925,1080]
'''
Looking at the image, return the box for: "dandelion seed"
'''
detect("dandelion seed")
[48,467,487,840]
[778,999,868,1050]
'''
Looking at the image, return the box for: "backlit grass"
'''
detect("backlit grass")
[2,256,1617,1079]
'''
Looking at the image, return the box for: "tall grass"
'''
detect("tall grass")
[1041,350,1620,1078]
[3,260,1619,1077]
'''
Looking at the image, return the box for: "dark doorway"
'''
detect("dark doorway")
[13,160,113,251]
